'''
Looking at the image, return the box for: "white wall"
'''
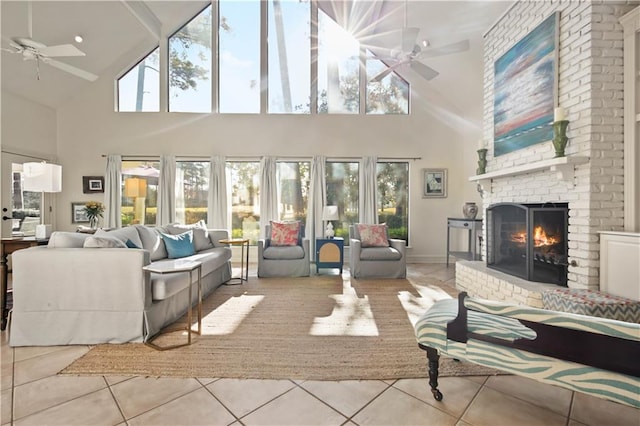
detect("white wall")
[1,92,57,158]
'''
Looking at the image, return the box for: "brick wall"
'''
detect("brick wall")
[481,0,635,290]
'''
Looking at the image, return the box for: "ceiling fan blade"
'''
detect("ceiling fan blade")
[40,44,86,57]
[41,58,98,81]
[410,61,439,81]
[401,27,420,53]
[370,67,395,83]
[419,39,470,59]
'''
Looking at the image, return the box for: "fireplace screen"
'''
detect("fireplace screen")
[487,203,568,286]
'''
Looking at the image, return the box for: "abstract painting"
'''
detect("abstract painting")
[493,13,559,156]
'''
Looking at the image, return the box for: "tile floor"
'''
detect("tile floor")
[2,264,639,426]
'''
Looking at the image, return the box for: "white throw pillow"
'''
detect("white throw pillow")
[47,232,91,248]
[83,236,127,248]
[165,220,213,252]
[95,226,143,248]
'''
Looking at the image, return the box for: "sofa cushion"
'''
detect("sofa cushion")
[47,231,91,248]
[270,221,300,246]
[160,230,195,259]
[83,236,128,248]
[359,246,402,261]
[165,220,213,252]
[357,224,389,247]
[95,227,143,249]
[150,247,232,300]
[134,225,168,261]
[263,245,305,260]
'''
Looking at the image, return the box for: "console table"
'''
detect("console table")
[446,218,482,267]
[1,237,49,330]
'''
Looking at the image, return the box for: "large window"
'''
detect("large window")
[326,162,359,242]
[277,162,310,223]
[317,10,359,114]
[219,0,260,113]
[228,162,260,243]
[169,4,212,112]
[366,52,410,114]
[176,161,210,224]
[121,161,159,226]
[117,47,160,112]
[376,162,409,243]
[119,2,409,115]
[268,0,310,113]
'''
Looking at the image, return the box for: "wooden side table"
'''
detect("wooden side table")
[316,237,344,274]
[143,261,202,350]
[1,237,49,330]
[219,238,249,284]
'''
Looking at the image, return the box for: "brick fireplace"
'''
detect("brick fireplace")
[456,1,636,306]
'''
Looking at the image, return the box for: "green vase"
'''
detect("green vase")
[552,120,569,157]
[476,149,488,175]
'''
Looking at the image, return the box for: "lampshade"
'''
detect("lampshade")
[322,205,339,221]
[22,162,62,193]
[124,177,147,198]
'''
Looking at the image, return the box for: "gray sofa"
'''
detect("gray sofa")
[9,224,232,346]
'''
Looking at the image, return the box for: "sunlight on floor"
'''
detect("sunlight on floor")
[309,282,379,336]
[200,294,264,335]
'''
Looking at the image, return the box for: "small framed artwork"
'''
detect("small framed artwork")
[422,169,447,198]
[83,176,104,194]
[71,202,89,223]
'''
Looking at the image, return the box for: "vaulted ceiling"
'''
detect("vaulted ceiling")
[1,1,512,112]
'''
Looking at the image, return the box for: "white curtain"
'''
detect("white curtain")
[157,155,176,226]
[208,155,229,229]
[359,156,378,224]
[259,156,279,236]
[307,156,326,259]
[103,154,122,228]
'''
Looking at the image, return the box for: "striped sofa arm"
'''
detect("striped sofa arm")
[463,296,640,342]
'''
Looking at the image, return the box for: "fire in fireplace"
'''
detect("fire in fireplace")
[487,203,569,286]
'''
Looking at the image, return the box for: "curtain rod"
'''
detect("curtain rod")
[2,150,54,161]
[102,154,422,161]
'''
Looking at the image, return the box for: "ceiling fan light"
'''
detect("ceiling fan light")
[74,35,83,43]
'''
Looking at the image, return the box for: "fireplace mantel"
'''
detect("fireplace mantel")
[469,156,589,193]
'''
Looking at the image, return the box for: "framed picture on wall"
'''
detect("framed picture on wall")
[83,176,104,193]
[422,169,447,198]
[493,12,559,156]
[71,202,89,223]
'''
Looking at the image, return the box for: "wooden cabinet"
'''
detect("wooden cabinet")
[599,231,640,300]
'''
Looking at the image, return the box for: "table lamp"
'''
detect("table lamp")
[322,205,339,238]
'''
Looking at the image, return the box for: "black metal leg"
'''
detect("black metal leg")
[426,347,443,401]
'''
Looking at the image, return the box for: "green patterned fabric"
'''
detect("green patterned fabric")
[542,288,640,323]
[415,296,640,409]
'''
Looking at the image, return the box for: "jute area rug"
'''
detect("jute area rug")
[62,275,502,380]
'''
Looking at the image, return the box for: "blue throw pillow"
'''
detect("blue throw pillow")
[160,230,195,259]
[125,239,140,249]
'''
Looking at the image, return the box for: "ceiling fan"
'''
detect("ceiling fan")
[1,2,98,81]
[369,1,470,83]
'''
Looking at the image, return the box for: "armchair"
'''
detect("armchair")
[258,222,310,277]
[349,224,406,278]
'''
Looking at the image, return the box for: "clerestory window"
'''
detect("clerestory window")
[168,4,212,113]
[117,47,160,112]
[117,2,408,115]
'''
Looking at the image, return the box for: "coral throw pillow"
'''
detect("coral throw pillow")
[270,221,301,246]
[357,224,389,247]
